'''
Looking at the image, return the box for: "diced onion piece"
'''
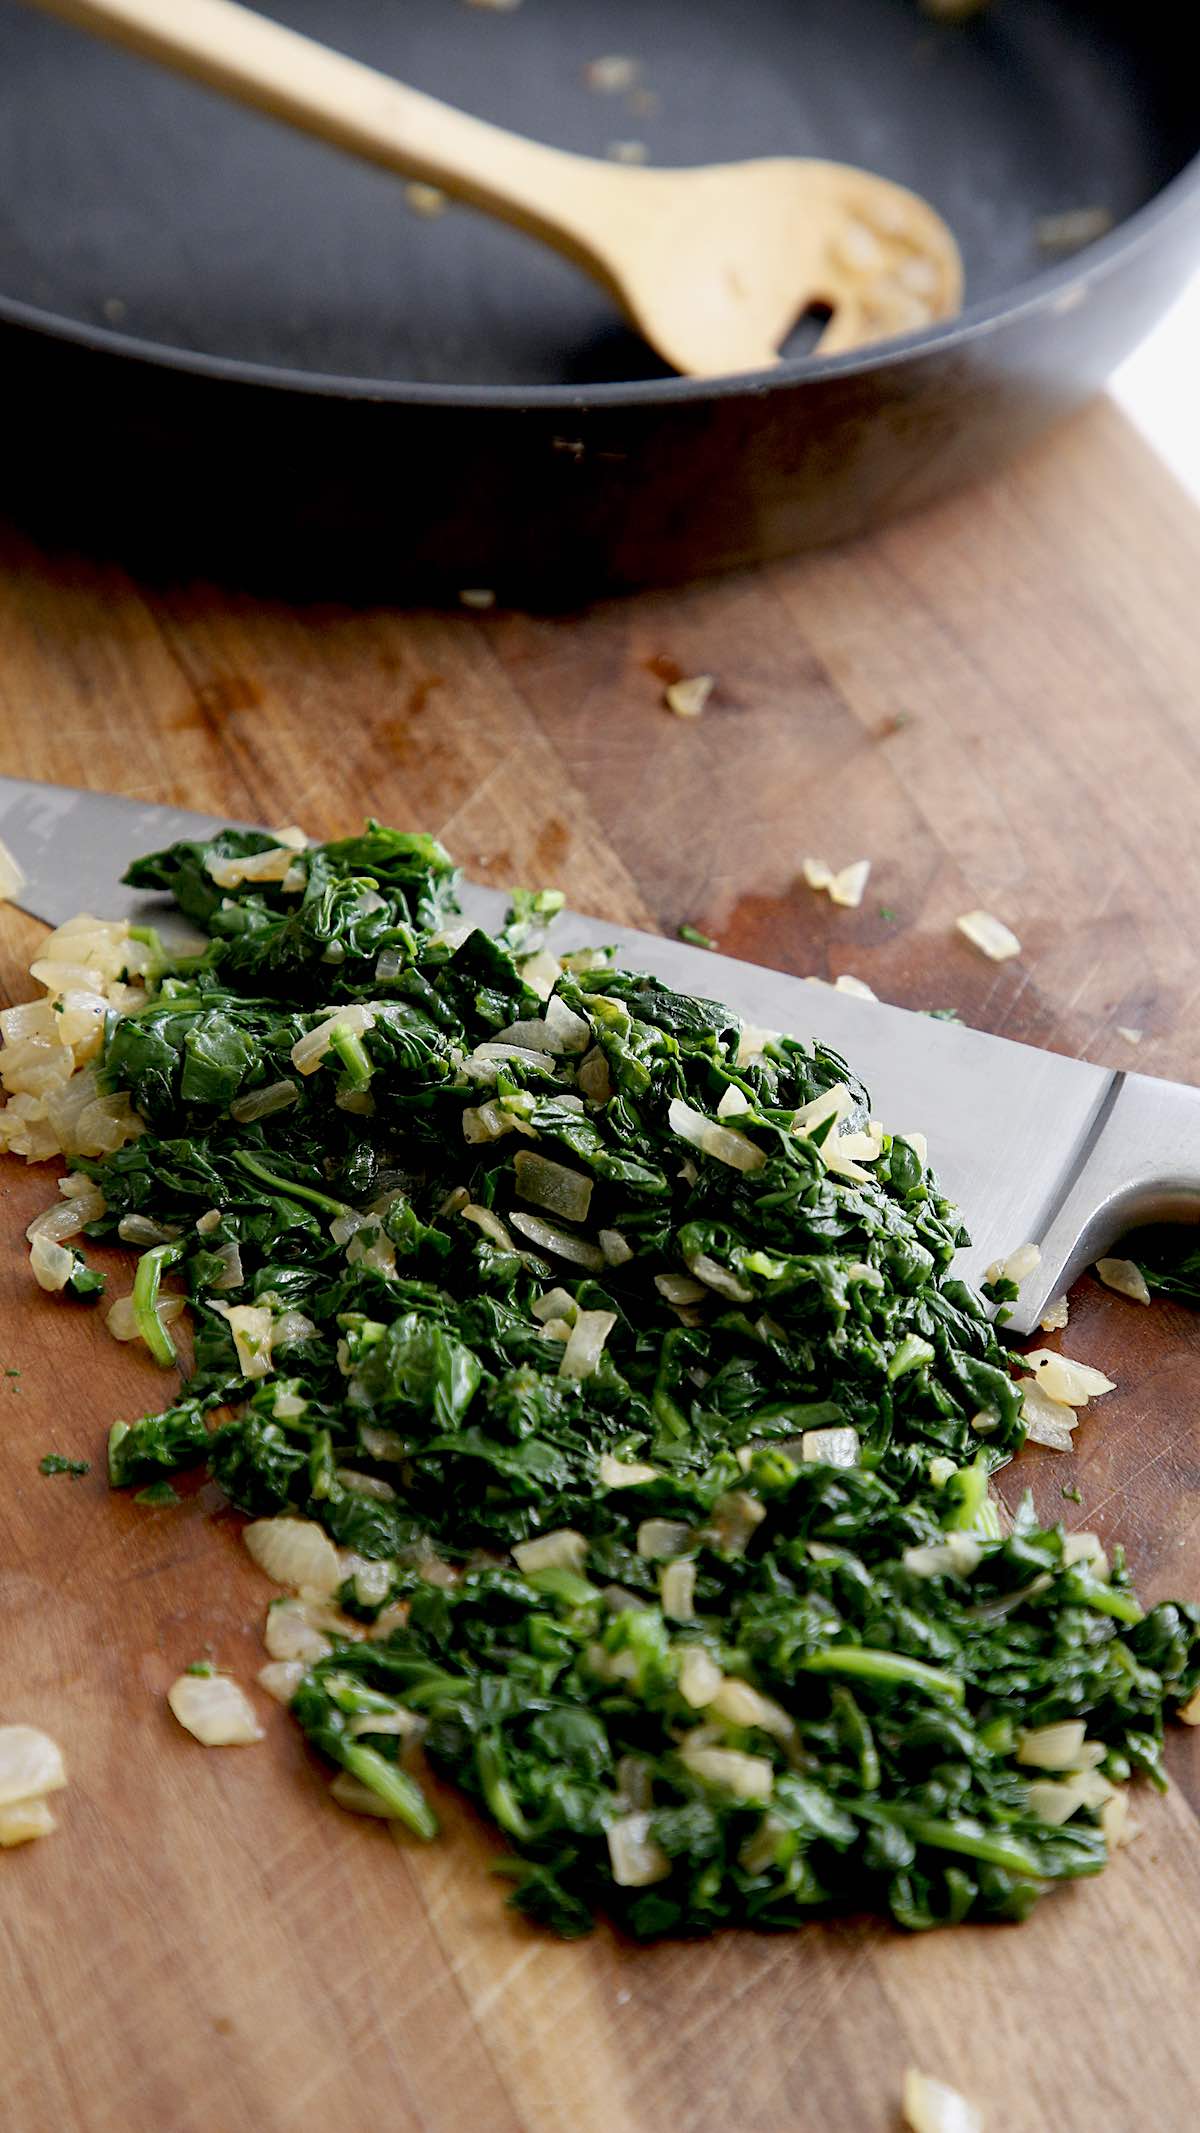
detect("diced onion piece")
[956,909,1020,961]
[687,1251,754,1303]
[206,844,303,889]
[665,673,714,718]
[903,1535,983,1579]
[559,1308,617,1380]
[828,859,871,909]
[509,1212,606,1269]
[791,1083,854,1137]
[678,1741,774,1800]
[167,1672,264,1747]
[26,1197,94,1245]
[0,1796,58,1847]
[117,1213,179,1248]
[736,1025,778,1069]
[514,1150,594,1224]
[576,1046,612,1103]
[716,1084,750,1120]
[1178,1684,1200,1726]
[512,1529,589,1575]
[0,1724,67,1808]
[471,1041,556,1069]
[637,1519,692,1561]
[706,1490,767,1555]
[263,1599,334,1664]
[802,856,833,890]
[1039,1294,1070,1333]
[211,1301,275,1380]
[244,1517,343,1597]
[668,1098,765,1174]
[1095,1257,1152,1306]
[1018,1379,1078,1450]
[291,1005,374,1077]
[1017,1720,1090,1770]
[597,1453,661,1488]
[106,1292,186,1345]
[607,1811,670,1886]
[459,1203,515,1252]
[544,993,591,1053]
[1061,1531,1108,1577]
[1101,1789,1135,1848]
[655,1272,708,1306]
[1026,1771,1114,1825]
[519,950,563,1001]
[1024,1350,1115,1408]
[678,1646,723,1708]
[710,1678,795,1741]
[335,1469,396,1501]
[902,2069,983,2133]
[1116,1026,1143,1047]
[30,1233,74,1292]
[541,1318,573,1344]
[599,1228,634,1266]
[802,1426,860,1468]
[835,973,876,1000]
[661,1560,697,1621]
[257,1659,306,1704]
[531,1286,577,1325]
[230,1078,300,1124]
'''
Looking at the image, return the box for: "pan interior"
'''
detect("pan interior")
[0,0,1194,391]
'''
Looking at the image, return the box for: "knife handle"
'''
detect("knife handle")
[1012,1073,1200,1334]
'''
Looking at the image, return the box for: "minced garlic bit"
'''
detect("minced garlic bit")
[0,914,150,1161]
[1039,1294,1070,1333]
[956,909,1020,961]
[664,674,715,719]
[1095,1257,1152,1306]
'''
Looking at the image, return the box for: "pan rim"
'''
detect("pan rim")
[2,150,1198,410]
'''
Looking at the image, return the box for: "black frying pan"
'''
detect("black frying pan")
[0,0,1197,599]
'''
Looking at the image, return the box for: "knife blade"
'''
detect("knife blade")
[2,773,1197,1336]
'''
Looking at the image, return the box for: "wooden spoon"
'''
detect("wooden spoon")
[29,0,964,378]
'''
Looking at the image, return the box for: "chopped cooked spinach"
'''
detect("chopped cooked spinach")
[1125,1225,1200,1309]
[60,822,1198,1939]
[39,1453,90,1478]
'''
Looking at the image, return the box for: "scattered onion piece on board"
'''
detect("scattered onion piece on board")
[167,1672,264,1747]
[1024,1350,1115,1407]
[0,1724,66,1810]
[664,675,714,718]
[244,1516,343,1597]
[1095,1258,1152,1306]
[828,859,872,909]
[1039,1294,1070,1332]
[902,2067,984,2133]
[956,909,1021,961]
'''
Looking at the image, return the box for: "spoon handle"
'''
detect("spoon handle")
[27,0,611,265]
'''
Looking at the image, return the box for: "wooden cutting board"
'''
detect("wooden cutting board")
[3,399,1200,2133]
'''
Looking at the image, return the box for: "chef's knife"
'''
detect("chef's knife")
[2,774,1197,1337]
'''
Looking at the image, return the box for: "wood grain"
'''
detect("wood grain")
[2,398,1200,2133]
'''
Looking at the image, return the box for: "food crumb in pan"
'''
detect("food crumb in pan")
[1036,207,1114,257]
[406,183,448,219]
[918,0,990,19]
[585,56,640,94]
[608,141,649,166]
[458,588,497,611]
[664,674,714,718]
